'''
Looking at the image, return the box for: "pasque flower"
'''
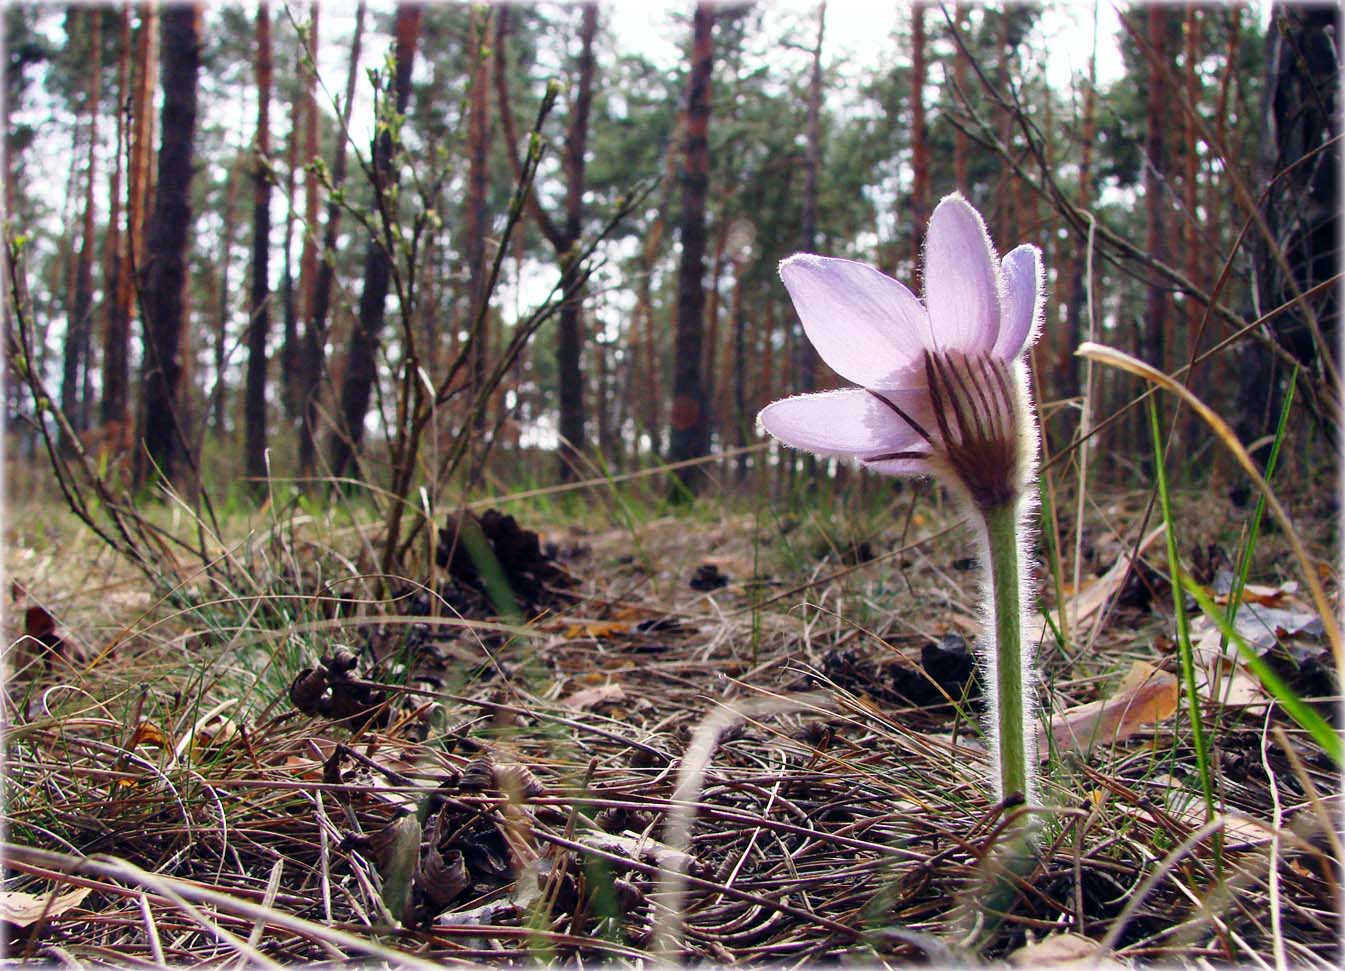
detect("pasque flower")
[760,193,1044,816]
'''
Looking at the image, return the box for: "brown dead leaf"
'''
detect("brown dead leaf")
[561,620,630,640]
[1009,932,1125,969]
[1042,661,1178,756]
[129,721,170,750]
[0,887,91,927]
[1214,580,1300,609]
[561,683,626,711]
[1061,525,1166,632]
[1119,804,1274,850]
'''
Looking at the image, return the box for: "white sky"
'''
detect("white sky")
[606,0,1128,90]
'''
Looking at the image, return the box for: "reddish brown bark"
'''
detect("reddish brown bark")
[128,6,157,271]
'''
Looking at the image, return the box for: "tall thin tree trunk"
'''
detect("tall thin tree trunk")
[61,7,101,439]
[1237,5,1340,443]
[213,160,241,436]
[244,2,273,487]
[100,6,131,428]
[128,5,156,268]
[993,11,1015,242]
[137,5,201,488]
[292,2,320,423]
[1182,8,1202,348]
[330,5,421,480]
[910,1,929,263]
[104,6,155,428]
[668,3,715,492]
[463,5,491,434]
[494,4,599,479]
[626,113,683,460]
[952,3,969,189]
[702,221,729,444]
[299,1,365,478]
[555,3,599,478]
[1059,18,1097,407]
[278,63,301,420]
[1142,6,1170,377]
[798,0,824,396]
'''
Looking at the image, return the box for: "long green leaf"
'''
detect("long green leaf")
[1183,575,1343,766]
[1147,397,1216,829]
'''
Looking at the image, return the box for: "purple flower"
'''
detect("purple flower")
[759,193,1043,511]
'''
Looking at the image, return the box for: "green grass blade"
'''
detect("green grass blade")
[1147,397,1217,829]
[1223,368,1296,647]
[1182,574,1343,765]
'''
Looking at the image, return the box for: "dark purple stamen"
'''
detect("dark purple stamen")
[867,389,933,444]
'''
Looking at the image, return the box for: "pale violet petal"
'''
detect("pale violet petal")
[996,244,1042,360]
[779,254,929,389]
[758,388,932,459]
[923,194,1000,354]
[864,456,935,477]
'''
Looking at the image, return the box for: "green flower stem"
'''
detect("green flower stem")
[981,499,1033,809]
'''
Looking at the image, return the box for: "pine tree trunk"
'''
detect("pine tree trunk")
[278,56,301,421]
[1237,5,1340,443]
[668,3,715,491]
[555,3,599,479]
[137,5,201,489]
[627,114,683,461]
[910,1,929,262]
[798,0,824,395]
[1141,6,1170,377]
[213,161,241,436]
[299,1,365,478]
[952,3,969,189]
[244,2,273,487]
[100,5,132,428]
[61,7,101,439]
[1058,26,1097,407]
[463,5,491,434]
[104,7,155,430]
[294,1,320,421]
[329,4,421,480]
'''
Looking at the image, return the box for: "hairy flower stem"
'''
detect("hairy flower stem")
[980,499,1034,815]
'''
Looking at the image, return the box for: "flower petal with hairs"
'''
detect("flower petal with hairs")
[759,192,1043,508]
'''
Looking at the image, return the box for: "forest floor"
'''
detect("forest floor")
[1,463,1340,968]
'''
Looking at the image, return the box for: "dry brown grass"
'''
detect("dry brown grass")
[2,474,1340,967]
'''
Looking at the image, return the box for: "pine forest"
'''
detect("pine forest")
[2,3,1340,967]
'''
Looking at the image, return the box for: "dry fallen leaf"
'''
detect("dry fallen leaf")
[129,721,170,750]
[1009,932,1126,969]
[1042,661,1178,756]
[561,682,626,711]
[1213,580,1300,609]
[0,887,91,927]
[1058,525,1166,633]
[559,619,631,639]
